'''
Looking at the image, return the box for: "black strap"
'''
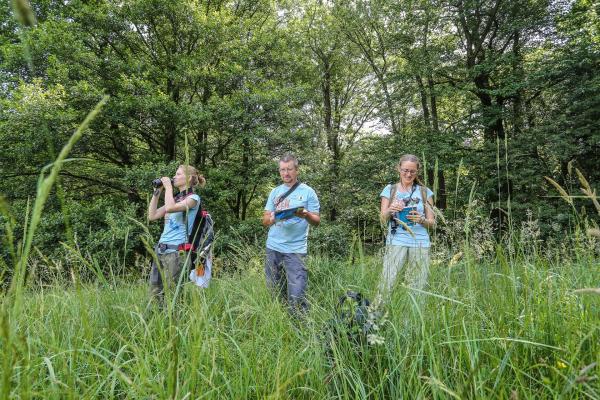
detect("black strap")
[389,184,418,234]
[174,188,194,203]
[274,181,301,207]
[389,183,417,206]
[405,184,418,205]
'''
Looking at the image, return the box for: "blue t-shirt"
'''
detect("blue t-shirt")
[381,184,433,248]
[159,194,201,253]
[265,183,320,254]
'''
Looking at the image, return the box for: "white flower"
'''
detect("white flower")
[367,334,385,346]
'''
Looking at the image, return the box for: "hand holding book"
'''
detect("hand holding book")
[274,206,304,221]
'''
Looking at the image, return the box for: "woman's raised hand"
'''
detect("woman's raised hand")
[387,199,405,215]
[160,177,172,188]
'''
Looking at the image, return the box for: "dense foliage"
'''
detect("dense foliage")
[0,3,599,398]
[1,0,599,273]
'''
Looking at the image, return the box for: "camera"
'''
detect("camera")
[151,178,173,188]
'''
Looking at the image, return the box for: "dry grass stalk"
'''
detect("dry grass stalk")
[544,177,573,206]
[567,160,574,175]
[588,228,600,238]
[395,219,416,238]
[449,252,463,267]
[573,288,600,295]
[575,362,598,384]
[574,168,600,215]
[580,188,600,215]
[12,0,36,27]
[431,205,446,225]
[575,168,592,192]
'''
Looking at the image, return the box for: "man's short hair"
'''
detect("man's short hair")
[279,153,299,169]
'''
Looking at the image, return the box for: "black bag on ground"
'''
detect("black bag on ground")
[323,290,374,367]
[333,291,371,343]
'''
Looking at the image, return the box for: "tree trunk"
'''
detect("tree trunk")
[194,85,211,169]
[164,78,180,161]
[428,76,439,134]
[320,55,341,221]
[416,75,431,130]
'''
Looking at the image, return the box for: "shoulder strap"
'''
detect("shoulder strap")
[275,181,301,207]
[420,185,429,210]
[174,188,194,203]
[389,183,397,203]
[387,184,398,228]
[188,205,215,253]
[390,183,417,203]
[185,196,201,245]
[174,190,198,244]
[420,185,436,228]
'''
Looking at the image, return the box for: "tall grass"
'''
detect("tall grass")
[1,238,598,398]
[2,4,598,398]
[2,134,598,398]
[0,95,109,400]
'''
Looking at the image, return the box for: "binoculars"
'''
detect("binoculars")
[151,178,173,188]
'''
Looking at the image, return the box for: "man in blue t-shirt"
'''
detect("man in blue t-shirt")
[262,154,320,314]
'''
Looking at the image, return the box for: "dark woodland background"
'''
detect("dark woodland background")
[1,0,599,273]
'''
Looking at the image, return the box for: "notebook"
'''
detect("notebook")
[274,207,304,221]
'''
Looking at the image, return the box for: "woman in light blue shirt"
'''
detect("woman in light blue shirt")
[378,154,435,298]
[147,164,205,303]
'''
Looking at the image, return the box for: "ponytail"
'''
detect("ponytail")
[179,164,206,188]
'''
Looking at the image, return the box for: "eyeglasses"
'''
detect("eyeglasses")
[400,168,418,175]
[279,167,296,173]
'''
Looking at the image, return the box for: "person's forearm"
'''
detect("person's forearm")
[262,212,274,227]
[164,188,175,211]
[148,191,160,220]
[381,207,392,222]
[305,212,320,227]
[419,214,435,228]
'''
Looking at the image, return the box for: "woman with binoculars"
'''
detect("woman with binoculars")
[379,154,435,299]
[147,164,206,303]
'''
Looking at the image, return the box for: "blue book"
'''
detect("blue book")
[396,206,417,226]
[275,207,303,221]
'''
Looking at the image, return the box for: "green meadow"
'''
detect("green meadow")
[2,1,600,398]
[2,243,599,399]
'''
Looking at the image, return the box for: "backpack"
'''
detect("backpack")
[187,205,215,287]
[334,291,372,341]
[189,209,214,257]
[324,291,376,367]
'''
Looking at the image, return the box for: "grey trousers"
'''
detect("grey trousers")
[378,245,430,298]
[149,251,190,303]
[265,248,308,313]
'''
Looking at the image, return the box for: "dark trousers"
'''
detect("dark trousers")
[265,248,308,314]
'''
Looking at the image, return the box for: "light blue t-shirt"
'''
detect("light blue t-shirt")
[159,194,201,253]
[381,184,433,248]
[265,183,320,254]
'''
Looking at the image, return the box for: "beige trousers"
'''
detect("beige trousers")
[378,245,430,298]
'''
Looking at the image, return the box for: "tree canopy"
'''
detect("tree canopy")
[1,0,599,270]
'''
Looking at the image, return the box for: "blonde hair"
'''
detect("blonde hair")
[396,154,426,188]
[179,164,206,188]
